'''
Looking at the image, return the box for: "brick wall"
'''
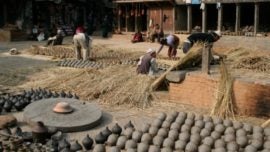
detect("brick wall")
[169,73,270,117]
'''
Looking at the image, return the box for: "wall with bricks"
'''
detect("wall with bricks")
[169,73,270,117]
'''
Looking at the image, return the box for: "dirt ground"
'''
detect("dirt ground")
[0,33,269,142]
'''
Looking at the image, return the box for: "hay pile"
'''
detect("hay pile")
[29,45,74,58]
[20,65,155,108]
[233,56,270,73]
[211,60,236,119]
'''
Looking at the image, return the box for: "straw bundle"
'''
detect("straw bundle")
[20,65,155,108]
[211,60,236,119]
[29,45,74,58]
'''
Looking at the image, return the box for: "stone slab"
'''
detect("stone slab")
[166,71,187,83]
[23,98,102,132]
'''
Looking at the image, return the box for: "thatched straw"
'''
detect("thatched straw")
[233,56,270,73]
[20,65,155,108]
[211,60,236,119]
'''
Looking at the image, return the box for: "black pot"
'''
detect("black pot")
[3,101,12,112]
[82,134,93,150]
[112,123,122,135]
[70,140,82,152]
[0,98,5,106]
[60,90,66,98]
[58,139,71,151]
[95,132,106,144]
[66,92,73,98]
[14,101,24,111]
[124,120,135,129]
[101,126,112,139]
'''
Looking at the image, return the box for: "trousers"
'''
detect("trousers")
[73,33,92,60]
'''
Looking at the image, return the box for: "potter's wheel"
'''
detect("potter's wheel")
[23,98,102,132]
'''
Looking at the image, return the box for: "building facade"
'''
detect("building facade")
[113,0,270,36]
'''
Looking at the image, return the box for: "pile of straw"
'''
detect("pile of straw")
[233,56,270,73]
[20,65,155,108]
[29,45,74,58]
[211,60,236,119]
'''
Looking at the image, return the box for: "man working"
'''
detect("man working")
[183,30,221,53]
[73,26,92,61]
[157,34,180,59]
[137,48,159,76]
[46,29,64,46]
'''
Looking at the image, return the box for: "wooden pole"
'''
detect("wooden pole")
[125,6,128,32]
[172,6,175,33]
[187,5,192,33]
[202,44,211,74]
[202,4,207,33]
[217,4,223,31]
[118,6,121,32]
[261,119,270,128]
[235,3,241,33]
[135,4,138,32]
[254,2,259,36]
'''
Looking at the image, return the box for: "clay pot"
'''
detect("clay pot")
[101,126,112,139]
[211,131,221,140]
[198,144,211,152]
[214,139,226,148]
[202,136,214,147]
[190,134,201,145]
[203,115,212,122]
[223,119,233,127]
[191,126,201,134]
[227,142,239,151]
[82,134,93,150]
[111,123,122,135]
[163,138,174,148]
[153,135,164,146]
[124,121,134,129]
[141,123,150,133]
[161,121,171,129]
[251,139,263,149]
[95,132,107,144]
[168,130,178,141]
[149,145,160,152]
[236,136,248,147]
[213,147,226,152]
[187,112,195,120]
[157,128,168,138]
[200,128,211,138]
[14,101,24,111]
[224,134,236,143]
[132,130,143,142]
[0,97,5,106]
[170,122,180,130]
[137,142,149,152]
[13,126,22,137]
[204,122,214,131]
[60,90,66,98]
[3,100,12,112]
[179,132,190,143]
[70,140,82,152]
[195,120,205,129]
[245,145,257,152]
[58,139,71,151]
[185,142,198,152]
[106,134,118,146]
[93,144,105,152]
[109,146,121,152]
[225,127,235,135]
[152,119,163,128]
[181,124,191,132]
[236,129,246,137]
[125,139,137,149]
[214,124,225,133]
[175,140,187,150]
[157,112,167,121]
[161,147,173,152]
[66,92,73,98]
[116,135,127,149]
[32,121,48,144]
[123,127,134,139]
[141,133,152,144]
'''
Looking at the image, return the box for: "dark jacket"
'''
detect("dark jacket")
[187,32,219,45]
[137,54,153,74]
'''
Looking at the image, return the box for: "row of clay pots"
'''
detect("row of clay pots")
[0,88,79,114]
